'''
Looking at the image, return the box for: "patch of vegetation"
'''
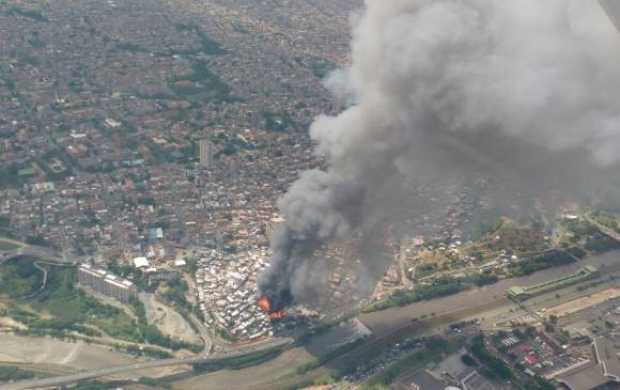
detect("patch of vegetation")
[0,164,25,189]
[6,6,48,22]
[591,211,620,233]
[564,219,598,238]
[0,366,39,382]
[37,149,76,181]
[72,380,132,390]
[1,258,140,343]
[468,272,499,287]
[565,246,586,259]
[173,23,226,55]
[416,263,437,278]
[363,337,454,388]
[193,345,286,373]
[364,277,467,312]
[461,354,478,366]
[25,234,52,247]
[169,62,233,103]
[470,334,513,381]
[131,295,202,353]
[27,33,46,48]
[0,216,10,228]
[139,376,170,388]
[509,250,576,277]
[125,344,173,359]
[115,42,150,54]
[3,259,199,352]
[486,223,547,253]
[295,56,337,79]
[0,239,19,251]
[584,233,620,253]
[0,257,43,298]
[160,277,191,310]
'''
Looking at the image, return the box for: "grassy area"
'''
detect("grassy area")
[294,55,337,79]
[0,366,39,382]
[5,6,49,22]
[0,257,43,298]
[363,277,467,313]
[470,334,513,381]
[591,211,620,233]
[0,256,202,351]
[507,250,577,277]
[169,62,233,103]
[0,239,20,251]
[0,258,137,342]
[173,22,226,56]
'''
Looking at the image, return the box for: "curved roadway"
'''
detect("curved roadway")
[2,338,293,390]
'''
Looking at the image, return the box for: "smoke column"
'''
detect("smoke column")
[259,0,620,308]
[600,0,620,32]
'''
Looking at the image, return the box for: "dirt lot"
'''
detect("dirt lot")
[141,293,201,344]
[0,334,184,379]
[545,287,620,318]
[0,333,140,367]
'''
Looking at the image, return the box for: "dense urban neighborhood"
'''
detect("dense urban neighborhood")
[3,1,620,390]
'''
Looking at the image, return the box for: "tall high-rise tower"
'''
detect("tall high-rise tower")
[199,139,214,168]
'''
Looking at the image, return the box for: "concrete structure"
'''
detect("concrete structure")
[507,266,599,301]
[133,256,150,268]
[77,264,136,304]
[594,337,620,382]
[556,337,620,390]
[199,139,215,169]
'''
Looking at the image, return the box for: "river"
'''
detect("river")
[360,249,620,336]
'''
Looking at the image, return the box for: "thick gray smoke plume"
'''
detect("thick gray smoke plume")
[259,0,620,307]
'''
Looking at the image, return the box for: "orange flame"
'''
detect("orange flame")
[270,311,286,320]
[258,295,271,313]
[258,296,286,321]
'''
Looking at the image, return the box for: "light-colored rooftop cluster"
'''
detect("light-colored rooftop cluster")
[195,247,273,341]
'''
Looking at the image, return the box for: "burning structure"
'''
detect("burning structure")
[258,295,289,320]
[258,0,620,309]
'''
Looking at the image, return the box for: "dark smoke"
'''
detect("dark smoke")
[259,0,620,307]
[259,170,367,309]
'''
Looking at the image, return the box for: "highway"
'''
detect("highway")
[3,244,620,389]
[7,249,620,390]
[0,244,79,266]
[2,338,294,390]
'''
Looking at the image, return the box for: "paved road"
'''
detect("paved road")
[361,248,620,336]
[0,245,79,266]
[587,216,620,242]
[2,338,294,390]
[5,245,620,389]
[11,249,620,390]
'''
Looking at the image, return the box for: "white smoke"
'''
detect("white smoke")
[315,0,620,169]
